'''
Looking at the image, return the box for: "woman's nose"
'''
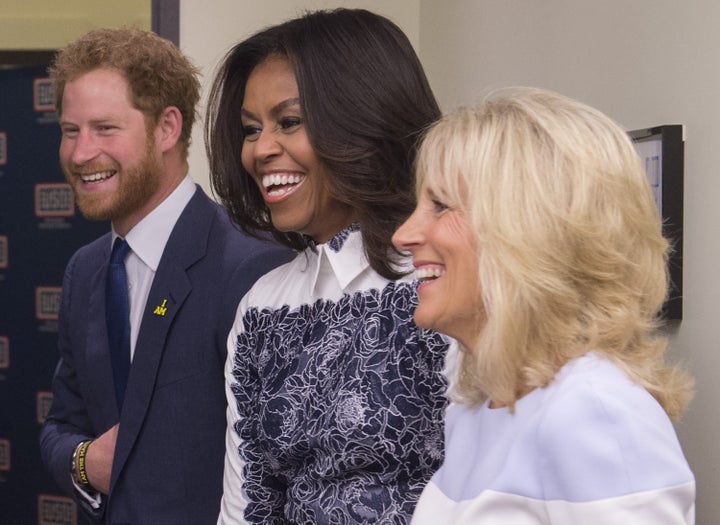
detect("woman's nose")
[392,210,424,253]
[253,128,283,161]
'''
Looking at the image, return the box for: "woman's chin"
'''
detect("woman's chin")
[412,308,439,333]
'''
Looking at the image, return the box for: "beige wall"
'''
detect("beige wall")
[419,2,719,523]
[0,0,150,50]
[12,0,709,520]
[7,1,714,521]
[182,2,720,523]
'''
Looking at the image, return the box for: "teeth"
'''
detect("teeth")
[262,173,304,188]
[416,267,445,281]
[80,171,114,183]
[267,186,295,197]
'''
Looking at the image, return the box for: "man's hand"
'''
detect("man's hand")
[85,424,119,495]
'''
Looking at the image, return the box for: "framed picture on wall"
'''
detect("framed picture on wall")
[628,124,684,321]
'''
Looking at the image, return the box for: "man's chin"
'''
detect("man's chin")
[75,198,115,222]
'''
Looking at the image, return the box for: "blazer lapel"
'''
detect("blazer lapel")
[109,190,214,487]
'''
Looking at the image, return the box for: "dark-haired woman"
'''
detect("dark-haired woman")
[206,9,453,524]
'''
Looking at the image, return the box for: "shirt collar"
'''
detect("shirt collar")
[311,225,369,291]
[111,176,196,271]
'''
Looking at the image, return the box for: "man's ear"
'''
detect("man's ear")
[156,106,183,153]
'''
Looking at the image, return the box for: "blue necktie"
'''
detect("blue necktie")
[106,238,131,410]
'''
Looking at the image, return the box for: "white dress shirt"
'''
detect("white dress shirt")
[112,176,196,360]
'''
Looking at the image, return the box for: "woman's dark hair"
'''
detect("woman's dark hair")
[205,8,440,279]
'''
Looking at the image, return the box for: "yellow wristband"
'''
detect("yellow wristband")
[71,440,94,491]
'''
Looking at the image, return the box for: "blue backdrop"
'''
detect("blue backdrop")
[0,65,108,525]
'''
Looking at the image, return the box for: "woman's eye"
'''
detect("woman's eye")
[279,117,302,131]
[243,125,261,141]
[431,199,449,213]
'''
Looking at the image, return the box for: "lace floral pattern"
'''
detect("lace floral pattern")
[230,282,449,524]
[327,223,360,252]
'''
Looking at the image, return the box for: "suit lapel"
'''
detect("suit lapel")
[110,190,215,486]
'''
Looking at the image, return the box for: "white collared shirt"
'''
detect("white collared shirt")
[111,176,196,360]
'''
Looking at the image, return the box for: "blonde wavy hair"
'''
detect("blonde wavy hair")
[417,87,692,420]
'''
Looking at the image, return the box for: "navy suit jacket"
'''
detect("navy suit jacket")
[40,187,292,524]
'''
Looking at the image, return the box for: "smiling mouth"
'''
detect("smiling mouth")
[416,267,445,283]
[262,173,305,198]
[79,170,116,183]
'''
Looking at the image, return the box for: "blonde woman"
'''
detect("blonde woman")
[393,87,695,524]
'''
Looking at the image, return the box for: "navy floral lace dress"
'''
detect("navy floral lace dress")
[218,226,452,524]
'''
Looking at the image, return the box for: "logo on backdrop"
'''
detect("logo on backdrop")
[35,183,74,218]
[0,336,8,370]
[0,131,6,166]
[36,391,53,424]
[38,494,77,525]
[0,439,10,472]
[0,236,7,269]
[36,286,62,321]
[33,78,56,113]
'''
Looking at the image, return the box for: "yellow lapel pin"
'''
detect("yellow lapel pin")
[153,299,168,317]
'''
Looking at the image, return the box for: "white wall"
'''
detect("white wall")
[419,2,719,523]
[181,1,719,522]
[179,0,420,197]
